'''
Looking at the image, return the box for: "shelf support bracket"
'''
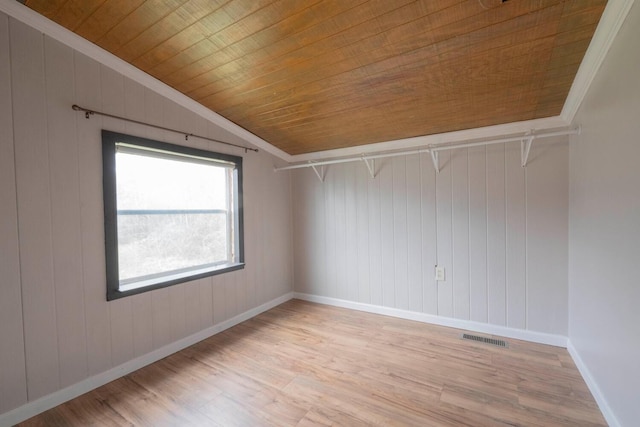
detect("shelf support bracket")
[310,162,325,182]
[430,149,440,173]
[362,157,376,179]
[521,131,534,167]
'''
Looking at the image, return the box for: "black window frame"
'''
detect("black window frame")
[102,130,244,301]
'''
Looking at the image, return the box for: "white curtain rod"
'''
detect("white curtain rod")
[274,127,580,177]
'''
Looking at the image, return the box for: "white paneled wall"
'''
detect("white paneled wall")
[293,138,569,335]
[0,15,292,415]
[568,2,640,425]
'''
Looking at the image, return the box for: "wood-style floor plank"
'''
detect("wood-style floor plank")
[19,299,606,426]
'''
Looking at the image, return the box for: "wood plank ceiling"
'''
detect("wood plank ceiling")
[23,0,606,155]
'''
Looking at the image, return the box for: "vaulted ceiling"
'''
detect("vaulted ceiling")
[23,0,606,155]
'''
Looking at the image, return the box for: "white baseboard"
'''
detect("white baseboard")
[293,293,568,347]
[567,340,620,427]
[0,292,294,427]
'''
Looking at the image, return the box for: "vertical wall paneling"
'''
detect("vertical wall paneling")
[235,267,248,317]
[406,155,422,313]
[392,156,409,310]
[436,151,453,317]
[486,144,507,326]
[505,143,527,329]
[367,168,382,306]
[75,52,112,376]
[526,138,568,334]
[11,19,61,400]
[345,164,358,302]
[292,139,569,336]
[568,6,640,422]
[420,153,437,315]
[356,163,370,304]
[451,149,470,320]
[314,170,328,298]
[169,283,187,343]
[101,65,135,367]
[44,36,88,388]
[225,271,238,320]
[198,274,214,333]
[242,149,256,310]
[468,147,488,322]
[324,167,337,299]
[292,171,309,294]
[334,165,348,300]
[212,274,226,325]
[258,151,292,302]
[0,13,28,414]
[240,145,255,309]
[249,151,266,305]
[379,160,395,307]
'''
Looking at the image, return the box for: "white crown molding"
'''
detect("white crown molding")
[294,293,568,348]
[0,0,294,162]
[567,340,621,427]
[561,0,635,123]
[290,115,569,163]
[0,292,295,426]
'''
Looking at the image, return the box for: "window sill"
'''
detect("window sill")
[107,262,245,301]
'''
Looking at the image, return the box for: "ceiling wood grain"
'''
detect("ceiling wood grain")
[25,0,606,155]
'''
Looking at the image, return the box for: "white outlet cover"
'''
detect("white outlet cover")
[435,265,445,281]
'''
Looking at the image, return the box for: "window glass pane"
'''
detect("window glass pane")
[116,151,227,210]
[115,151,230,282]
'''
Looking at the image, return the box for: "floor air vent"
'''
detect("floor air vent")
[462,333,508,348]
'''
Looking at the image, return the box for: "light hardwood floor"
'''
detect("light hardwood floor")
[19,299,606,426]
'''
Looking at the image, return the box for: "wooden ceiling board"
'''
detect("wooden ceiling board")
[24,0,606,155]
[75,1,146,41]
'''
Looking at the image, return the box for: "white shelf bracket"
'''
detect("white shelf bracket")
[521,132,534,167]
[310,162,325,182]
[362,157,376,178]
[430,149,440,173]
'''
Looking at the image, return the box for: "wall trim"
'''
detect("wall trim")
[561,0,635,123]
[566,340,621,427]
[0,0,293,163]
[289,116,569,163]
[294,293,567,347]
[0,292,294,427]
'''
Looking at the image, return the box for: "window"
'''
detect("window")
[102,130,244,300]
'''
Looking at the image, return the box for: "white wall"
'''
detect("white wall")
[0,14,293,416]
[293,136,569,336]
[568,2,640,426]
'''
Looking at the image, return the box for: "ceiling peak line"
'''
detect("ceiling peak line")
[274,127,579,180]
[71,104,259,153]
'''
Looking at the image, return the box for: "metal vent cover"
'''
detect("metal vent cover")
[461,333,508,348]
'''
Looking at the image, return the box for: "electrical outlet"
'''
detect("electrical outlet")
[435,265,445,281]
